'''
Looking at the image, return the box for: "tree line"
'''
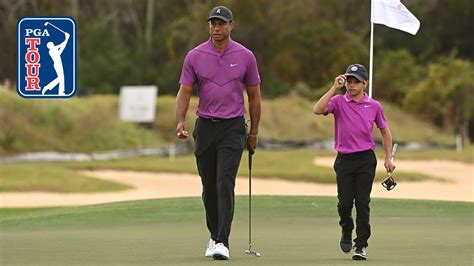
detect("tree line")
[0,0,472,141]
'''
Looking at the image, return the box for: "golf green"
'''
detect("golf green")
[1,196,472,265]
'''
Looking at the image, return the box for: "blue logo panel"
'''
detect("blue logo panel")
[17,16,77,98]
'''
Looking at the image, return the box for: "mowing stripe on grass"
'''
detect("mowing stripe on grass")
[1,196,472,265]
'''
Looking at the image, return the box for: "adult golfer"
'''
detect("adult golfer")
[175,5,261,261]
[313,64,395,260]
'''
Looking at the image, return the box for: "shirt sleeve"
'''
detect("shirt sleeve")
[325,95,338,115]
[375,103,387,129]
[245,51,261,86]
[179,52,196,87]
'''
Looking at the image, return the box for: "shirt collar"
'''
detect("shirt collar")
[344,92,370,103]
[207,38,234,54]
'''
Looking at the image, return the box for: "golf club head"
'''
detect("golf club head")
[44,22,49,26]
[244,249,261,257]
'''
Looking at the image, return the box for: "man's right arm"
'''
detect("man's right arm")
[312,75,345,115]
[176,84,193,139]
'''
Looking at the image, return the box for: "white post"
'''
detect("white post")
[369,22,374,98]
[169,143,176,161]
[456,134,463,152]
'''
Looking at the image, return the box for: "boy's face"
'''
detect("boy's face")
[345,76,367,97]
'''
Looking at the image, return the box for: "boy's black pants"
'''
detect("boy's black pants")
[193,116,246,248]
[333,149,377,248]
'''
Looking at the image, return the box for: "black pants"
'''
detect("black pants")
[333,149,377,248]
[193,116,246,248]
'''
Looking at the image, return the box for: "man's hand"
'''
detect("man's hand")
[176,121,189,139]
[246,134,258,154]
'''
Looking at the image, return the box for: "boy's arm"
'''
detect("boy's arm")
[379,127,396,173]
[313,75,345,115]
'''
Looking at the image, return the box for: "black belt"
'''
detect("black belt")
[337,149,374,157]
[199,116,243,122]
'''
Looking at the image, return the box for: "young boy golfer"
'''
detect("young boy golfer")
[312,64,396,260]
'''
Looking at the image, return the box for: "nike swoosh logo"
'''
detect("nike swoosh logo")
[230,63,238,67]
[364,105,371,108]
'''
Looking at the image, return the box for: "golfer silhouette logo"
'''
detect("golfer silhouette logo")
[17,17,77,98]
[42,22,70,96]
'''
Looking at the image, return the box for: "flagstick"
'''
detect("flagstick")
[369,22,374,98]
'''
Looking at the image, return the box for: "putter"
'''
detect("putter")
[244,150,261,257]
[382,143,398,191]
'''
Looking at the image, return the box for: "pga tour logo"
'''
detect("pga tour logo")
[17,17,77,98]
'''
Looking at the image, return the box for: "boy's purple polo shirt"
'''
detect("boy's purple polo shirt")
[326,92,387,154]
[179,38,261,119]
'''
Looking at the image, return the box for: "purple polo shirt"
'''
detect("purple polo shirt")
[326,92,387,154]
[179,38,261,119]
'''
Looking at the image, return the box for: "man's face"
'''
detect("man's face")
[345,76,367,97]
[208,18,233,42]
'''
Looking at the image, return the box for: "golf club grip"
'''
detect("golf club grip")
[391,143,398,163]
[248,151,253,169]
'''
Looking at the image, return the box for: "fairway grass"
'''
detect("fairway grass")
[1,196,472,265]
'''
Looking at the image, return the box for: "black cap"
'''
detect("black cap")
[345,64,368,81]
[207,6,233,22]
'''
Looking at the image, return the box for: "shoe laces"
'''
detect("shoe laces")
[214,243,227,250]
[207,239,215,248]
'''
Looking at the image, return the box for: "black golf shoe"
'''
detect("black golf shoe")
[352,246,367,260]
[339,231,352,254]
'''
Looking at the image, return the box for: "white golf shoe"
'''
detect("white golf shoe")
[352,246,367,260]
[205,239,216,257]
[212,243,230,260]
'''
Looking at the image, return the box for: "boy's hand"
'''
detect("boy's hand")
[334,74,346,88]
[384,159,396,173]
